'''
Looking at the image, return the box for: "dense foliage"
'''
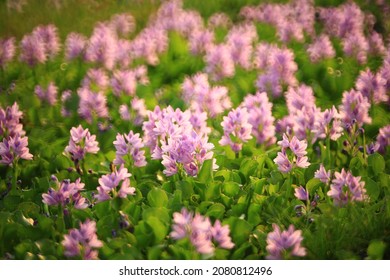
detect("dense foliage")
[0,0,389,260]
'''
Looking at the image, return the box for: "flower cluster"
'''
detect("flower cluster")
[62,219,103,260]
[119,97,148,126]
[182,72,231,118]
[42,177,87,209]
[327,169,368,206]
[219,107,253,153]
[339,89,371,128]
[35,82,58,106]
[0,134,33,166]
[266,224,306,260]
[19,24,61,66]
[170,208,234,255]
[274,134,310,173]
[64,125,99,162]
[240,92,276,146]
[0,102,25,137]
[306,35,335,63]
[113,131,146,167]
[95,165,135,202]
[0,37,16,68]
[143,106,216,177]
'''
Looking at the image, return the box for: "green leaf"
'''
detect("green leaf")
[197,159,213,183]
[306,178,322,196]
[142,207,170,224]
[226,217,253,246]
[368,153,385,176]
[222,182,240,197]
[206,203,225,220]
[363,176,380,201]
[205,181,221,201]
[145,217,168,243]
[147,188,168,208]
[367,240,386,260]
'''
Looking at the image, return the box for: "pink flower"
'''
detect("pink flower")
[35,82,58,106]
[94,165,134,202]
[327,169,368,206]
[170,208,234,255]
[0,135,33,166]
[339,89,371,128]
[65,32,87,60]
[294,186,308,201]
[0,37,16,67]
[314,164,331,184]
[62,219,103,260]
[113,131,146,167]
[42,178,87,209]
[266,224,306,259]
[219,107,253,152]
[65,125,99,162]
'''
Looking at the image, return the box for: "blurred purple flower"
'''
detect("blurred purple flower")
[82,68,109,90]
[307,35,335,63]
[355,68,387,104]
[205,44,235,81]
[113,131,146,167]
[111,70,137,97]
[170,208,234,255]
[314,164,331,184]
[34,81,58,106]
[65,32,87,61]
[62,219,103,260]
[32,24,61,59]
[77,87,109,123]
[0,37,16,67]
[109,13,136,37]
[219,107,253,153]
[266,224,306,260]
[294,186,308,201]
[375,125,390,154]
[327,169,368,206]
[19,33,46,66]
[0,134,33,166]
[339,89,371,128]
[0,102,25,137]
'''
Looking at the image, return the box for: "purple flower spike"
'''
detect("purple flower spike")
[294,186,308,201]
[0,135,33,166]
[266,224,306,260]
[314,164,331,184]
[65,125,99,162]
[113,131,146,167]
[219,107,253,153]
[327,169,368,206]
[62,219,103,260]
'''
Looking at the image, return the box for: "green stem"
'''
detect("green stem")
[10,164,19,195]
[57,205,65,233]
[326,135,332,169]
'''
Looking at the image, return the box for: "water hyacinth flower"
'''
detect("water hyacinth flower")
[219,107,253,153]
[61,90,72,117]
[0,134,33,166]
[182,72,231,118]
[19,33,46,66]
[327,169,368,206]
[312,106,343,141]
[94,165,135,202]
[65,32,87,61]
[342,33,369,64]
[111,69,137,96]
[314,164,331,184]
[294,186,308,201]
[64,125,99,162]
[208,12,232,29]
[113,131,146,167]
[188,29,214,55]
[109,13,136,37]
[161,130,216,177]
[34,82,58,106]
[355,69,388,104]
[266,224,306,260]
[119,97,147,126]
[0,37,16,68]
[307,35,335,63]
[205,44,235,81]
[170,208,234,255]
[82,68,109,90]
[77,87,109,123]
[32,24,61,59]
[0,102,25,137]
[42,178,88,209]
[375,125,390,154]
[274,134,310,173]
[85,23,117,70]
[62,219,103,260]
[339,89,371,128]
